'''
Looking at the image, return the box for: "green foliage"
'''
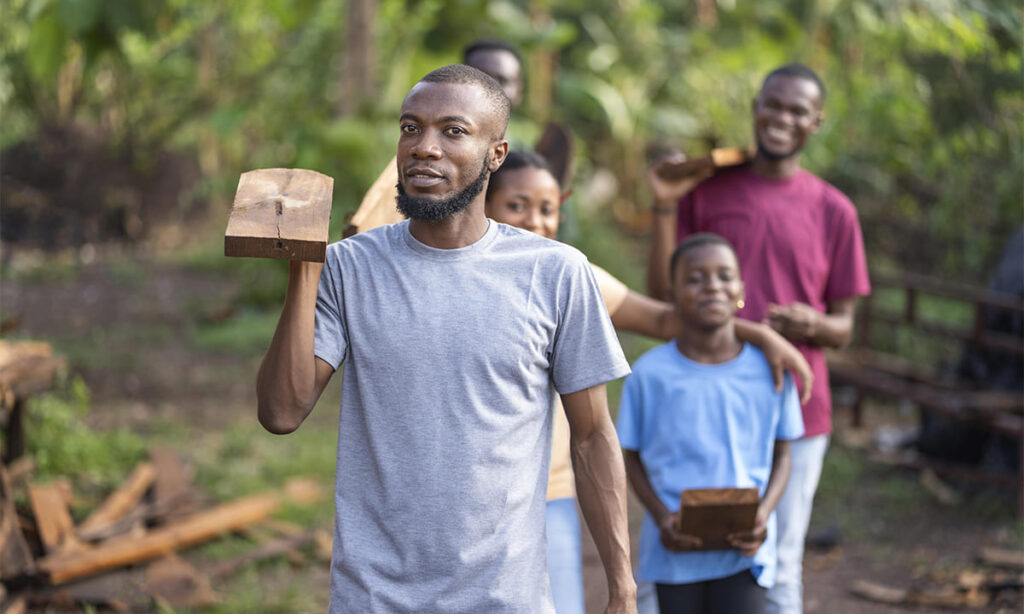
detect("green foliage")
[2,0,1020,277]
[25,376,146,489]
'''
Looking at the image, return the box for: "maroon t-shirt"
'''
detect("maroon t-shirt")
[677,165,871,436]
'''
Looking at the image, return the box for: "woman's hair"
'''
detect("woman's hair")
[486,150,557,201]
[669,232,740,279]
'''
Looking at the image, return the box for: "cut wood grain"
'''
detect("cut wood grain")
[225,168,334,262]
[39,479,323,584]
[677,487,759,551]
[77,462,155,537]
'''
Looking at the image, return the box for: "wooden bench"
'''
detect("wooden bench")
[827,271,1024,510]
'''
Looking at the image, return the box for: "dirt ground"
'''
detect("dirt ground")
[2,251,1022,613]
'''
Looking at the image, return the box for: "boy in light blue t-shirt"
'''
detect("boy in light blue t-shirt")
[617,233,804,614]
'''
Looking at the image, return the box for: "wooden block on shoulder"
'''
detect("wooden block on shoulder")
[677,487,759,551]
[654,146,755,180]
[225,168,334,262]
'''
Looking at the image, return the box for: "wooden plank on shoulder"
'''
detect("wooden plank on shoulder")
[225,168,333,262]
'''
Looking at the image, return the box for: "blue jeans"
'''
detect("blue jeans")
[766,434,829,614]
[546,498,585,614]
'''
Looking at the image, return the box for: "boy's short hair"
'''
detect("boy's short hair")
[670,233,739,280]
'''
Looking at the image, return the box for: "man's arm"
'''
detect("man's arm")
[644,158,712,301]
[256,261,335,434]
[608,293,813,403]
[764,296,859,349]
[562,384,637,614]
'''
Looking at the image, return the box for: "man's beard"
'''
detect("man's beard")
[756,140,799,161]
[396,159,490,222]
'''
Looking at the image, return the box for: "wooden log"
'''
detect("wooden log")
[0,465,35,580]
[224,168,334,262]
[27,481,82,555]
[676,487,759,551]
[77,462,155,538]
[149,447,198,522]
[654,146,755,180]
[979,547,1024,570]
[207,532,315,579]
[343,157,402,237]
[39,479,323,584]
[145,554,218,609]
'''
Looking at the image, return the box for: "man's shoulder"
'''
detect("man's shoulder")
[491,222,588,267]
[325,221,404,259]
[797,170,858,214]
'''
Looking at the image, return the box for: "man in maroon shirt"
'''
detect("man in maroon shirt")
[646,63,871,614]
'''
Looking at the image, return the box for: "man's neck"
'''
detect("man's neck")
[675,321,743,365]
[751,151,802,180]
[408,199,490,249]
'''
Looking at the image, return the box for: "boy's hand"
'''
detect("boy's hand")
[757,324,814,404]
[726,509,768,557]
[657,512,703,552]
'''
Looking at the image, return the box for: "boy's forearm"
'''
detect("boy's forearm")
[759,441,792,517]
[624,451,672,525]
[256,261,323,434]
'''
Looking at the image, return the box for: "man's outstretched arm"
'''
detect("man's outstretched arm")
[256,260,335,434]
[562,383,637,614]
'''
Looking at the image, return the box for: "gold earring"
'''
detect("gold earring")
[737,299,745,309]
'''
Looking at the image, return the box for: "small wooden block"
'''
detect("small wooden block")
[655,146,755,180]
[225,168,334,262]
[677,487,759,551]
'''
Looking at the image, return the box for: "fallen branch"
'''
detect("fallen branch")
[39,479,322,584]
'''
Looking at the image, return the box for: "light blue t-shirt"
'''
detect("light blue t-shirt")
[615,342,804,588]
[314,219,630,613]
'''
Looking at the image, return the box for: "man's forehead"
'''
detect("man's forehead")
[761,75,822,104]
[402,81,495,124]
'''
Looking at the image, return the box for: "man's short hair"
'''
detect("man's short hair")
[762,63,826,103]
[670,233,740,280]
[419,64,512,138]
[462,38,523,67]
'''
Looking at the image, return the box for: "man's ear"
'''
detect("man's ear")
[488,139,509,172]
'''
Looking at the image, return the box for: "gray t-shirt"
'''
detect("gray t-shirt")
[314,219,629,613]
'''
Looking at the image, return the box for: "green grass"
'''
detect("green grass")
[189,309,279,354]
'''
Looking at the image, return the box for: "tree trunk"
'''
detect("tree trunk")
[337,0,377,116]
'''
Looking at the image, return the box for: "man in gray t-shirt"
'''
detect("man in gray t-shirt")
[256,65,637,613]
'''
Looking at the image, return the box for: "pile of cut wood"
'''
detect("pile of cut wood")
[851,547,1024,610]
[0,448,327,612]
